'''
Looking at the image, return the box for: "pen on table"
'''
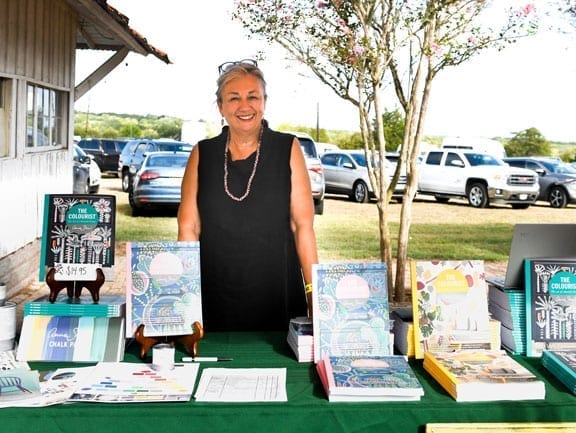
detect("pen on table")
[181,356,233,362]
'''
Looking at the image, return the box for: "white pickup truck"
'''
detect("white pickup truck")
[417,149,540,208]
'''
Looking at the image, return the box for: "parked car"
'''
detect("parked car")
[320,150,405,203]
[128,151,190,216]
[292,132,325,215]
[119,139,193,192]
[503,156,576,208]
[73,144,101,194]
[77,138,128,176]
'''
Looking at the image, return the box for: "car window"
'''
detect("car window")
[505,160,525,169]
[526,161,541,172]
[321,153,339,166]
[464,153,501,166]
[425,152,443,165]
[297,137,318,159]
[79,140,99,151]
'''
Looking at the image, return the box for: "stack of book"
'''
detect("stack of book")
[541,350,576,395]
[488,283,526,354]
[412,259,545,402]
[16,294,126,362]
[423,349,545,402]
[312,262,423,401]
[287,316,314,362]
[525,258,576,357]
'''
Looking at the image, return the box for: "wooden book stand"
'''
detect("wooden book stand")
[134,321,205,359]
[45,267,105,303]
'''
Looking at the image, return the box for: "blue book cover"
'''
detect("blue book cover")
[24,294,125,317]
[525,258,576,357]
[312,262,391,362]
[126,241,202,338]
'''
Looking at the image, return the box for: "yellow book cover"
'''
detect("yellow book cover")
[427,422,576,433]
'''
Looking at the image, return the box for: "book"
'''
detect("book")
[0,368,41,408]
[390,307,416,357]
[488,283,526,354]
[312,262,393,362]
[423,349,545,402]
[39,194,116,282]
[426,422,576,432]
[317,355,424,402]
[16,315,125,362]
[411,260,492,359]
[24,294,125,318]
[286,317,314,362]
[525,258,576,357]
[125,241,202,338]
[541,350,576,395]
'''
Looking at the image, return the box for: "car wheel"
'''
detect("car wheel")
[467,182,489,208]
[314,198,324,215]
[122,171,131,192]
[351,181,369,203]
[549,186,568,208]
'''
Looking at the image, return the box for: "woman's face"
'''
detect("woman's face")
[218,74,266,134]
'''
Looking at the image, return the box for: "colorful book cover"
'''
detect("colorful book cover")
[125,241,202,338]
[411,260,491,359]
[311,262,391,362]
[39,194,116,281]
[525,258,576,357]
[321,355,423,401]
[423,349,545,402]
[0,369,41,408]
[15,315,125,362]
[24,294,125,317]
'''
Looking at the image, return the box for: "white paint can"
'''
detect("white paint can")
[152,343,175,371]
[0,282,6,307]
[0,301,16,352]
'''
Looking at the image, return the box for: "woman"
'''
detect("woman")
[177,60,318,332]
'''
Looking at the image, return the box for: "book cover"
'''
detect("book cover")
[15,315,125,362]
[24,294,125,318]
[125,241,202,338]
[390,307,415,357]
[426,422,576,432]
[423,349,545,402]
[525,258,576,357]
[0,368,41,408]
[411,260,491,359]
[312,262,392,362]
[320,355,424,401]
[541,350,576,394]
[39,194,116,281]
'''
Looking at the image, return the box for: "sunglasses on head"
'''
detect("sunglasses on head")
[218,59,258,75]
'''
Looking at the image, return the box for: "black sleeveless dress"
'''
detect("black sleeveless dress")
[196,125,307,332]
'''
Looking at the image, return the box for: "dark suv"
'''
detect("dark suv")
[503,156,576,208]
[77,138,128,176]
[119,139,193,191]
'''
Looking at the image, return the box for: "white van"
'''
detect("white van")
[441,136,506,159]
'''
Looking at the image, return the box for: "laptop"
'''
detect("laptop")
[487,224,576,290]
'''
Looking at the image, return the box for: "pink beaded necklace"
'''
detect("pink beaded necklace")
[223,127,263,202]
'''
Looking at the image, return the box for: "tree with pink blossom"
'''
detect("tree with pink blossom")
[233,0,538,302]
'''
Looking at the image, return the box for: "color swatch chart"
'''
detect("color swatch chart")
[68,362,199,403]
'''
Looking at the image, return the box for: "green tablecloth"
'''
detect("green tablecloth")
[5,332,576,433]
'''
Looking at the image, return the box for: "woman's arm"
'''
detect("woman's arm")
[289,138,319,314]
[177,145,201,241]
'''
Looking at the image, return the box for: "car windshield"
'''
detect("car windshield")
[146,154,189,168]
[350,152,380,168]
[464,153,503,167]
[156,142,193,152]
[541,160,576,175]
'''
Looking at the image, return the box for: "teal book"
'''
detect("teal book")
[541,350,576,394]
[311,262,392,363]
[16,315,125,362]
[318,355,424,401]
[39,194,116,282]
[24,294,125,318]
[525,258,576,357]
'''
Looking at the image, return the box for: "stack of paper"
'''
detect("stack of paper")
[541,350,576,394]
[316,355,423,402]
[488,284,526,355]
[423,349,545,402]
[286,316,314,362]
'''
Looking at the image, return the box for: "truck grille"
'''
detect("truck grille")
[508,174,537,186]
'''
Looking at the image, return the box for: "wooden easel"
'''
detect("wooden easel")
[133,322,205,359]
[45,267,105,303]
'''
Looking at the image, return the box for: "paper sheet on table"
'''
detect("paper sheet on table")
[194,368,287,402]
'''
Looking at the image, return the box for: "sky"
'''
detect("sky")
[75,1,576,142]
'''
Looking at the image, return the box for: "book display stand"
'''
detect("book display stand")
[134,322,205,359]
[45,267,105,303]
